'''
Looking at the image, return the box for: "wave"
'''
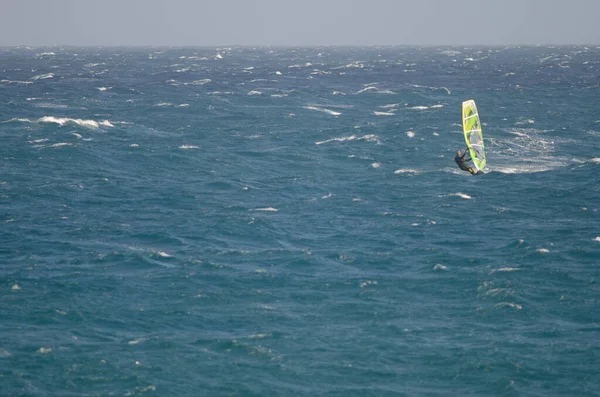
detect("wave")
[355,86,395,95]
[373,111,394,116]
[304,106,341,116]
[448,192,472,200]
[31,73,55,80]
[407,104,444,110]
[5,116,114,129]
[1,79,33,85]
[179,145,199,149]
[315,134,380,145]
[254,207,278,212]
[394,169,421,174]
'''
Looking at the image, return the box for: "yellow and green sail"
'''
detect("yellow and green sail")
[462,99,486,171]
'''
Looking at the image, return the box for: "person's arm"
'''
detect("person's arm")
[463,148,471,161]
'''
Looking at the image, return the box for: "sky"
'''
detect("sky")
[1,0,599,47]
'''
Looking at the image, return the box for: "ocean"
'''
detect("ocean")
[1,46,599,396]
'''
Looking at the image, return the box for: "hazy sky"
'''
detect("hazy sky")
[1,0,599,46]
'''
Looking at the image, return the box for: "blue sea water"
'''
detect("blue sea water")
[1,46,599,396]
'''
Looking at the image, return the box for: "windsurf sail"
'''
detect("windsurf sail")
[462,99,486,171]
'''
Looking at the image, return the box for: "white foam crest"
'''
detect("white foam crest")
[31,73,54,80]
[155,102,173,107]
[394,169,421,174]
[516,119,535,125]
[490,267,521,273]
[380,103,399,109]
[28,138,49,143]
[594,237,600,242]
[254,207,278,212]
[373,111,394,116]
[128,337,148,345]
[96,87,112,91]
[359,280,377,288]
[247,90,262,95]
[440,50,461,56]
[38,116,114,129]
[288,62,312,68]
[50,142,73,148]
[35,52,56,57]
[304,106,341,116]
[12,283,21,290]
[0,79,33,85]
[187,79,211,85]
[449,192,472,200]
[85,63,104,67]
[495,302,523,310]
[433,264,447,271]
[355,86,394,94]
[331,90,346,95]
[409,103,443,110]
[274,71,282,75]
[406,131,415,138]
[371,162,380,168]
[179,145,199,149]
[315,134,380,145]
[536,248,550,254]
[591,158,600,164]
[37,347,52,354]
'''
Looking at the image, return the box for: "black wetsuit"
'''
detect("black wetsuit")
[455,150,477,175]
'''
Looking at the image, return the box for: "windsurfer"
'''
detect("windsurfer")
[455,149,479,175]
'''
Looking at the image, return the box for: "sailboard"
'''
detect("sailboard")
[462,99,486,171]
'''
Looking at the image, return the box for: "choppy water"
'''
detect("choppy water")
[1,46,600,396]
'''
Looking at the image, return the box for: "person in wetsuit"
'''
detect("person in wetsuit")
[455,149,479,175]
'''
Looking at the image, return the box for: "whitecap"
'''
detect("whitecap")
[37,347,52,354]
[247,90,262,96]
[408,106,429,110]
[394,169,420,174]
[490,267,521,273]
[12,284,21,291]
[179,145,199,149]
[594,237,600,242]
[406,131,415,138]
[536,248,550,253]
[495,302,523,310]
[188,79,211,85]
[304,106,341,116]
[31,73,54,80]
[38,116,113,129]
[128,337,148,345]
[254,207,278,212]
[373,111,394,116]
[449,192,472,200]
[50,143,73,148]
[359,280,377,288]
[315,134,379,145]
[433,264,447,271]
[371,162,380,168]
